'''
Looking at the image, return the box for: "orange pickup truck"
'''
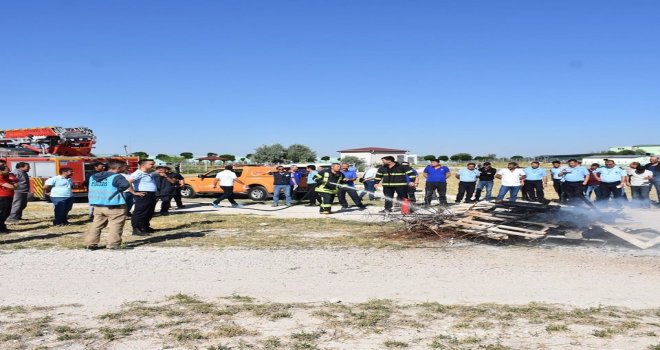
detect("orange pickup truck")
[181,165,330,201]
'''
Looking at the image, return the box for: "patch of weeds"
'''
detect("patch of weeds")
[229,294,256,303]
[482,344,513,350]
[20,316,53,337]
[99,326,136,341]
[429,335,456,348]
[245,303,294,320]
[207,344,232,350]
[170,293,205,304]
[619,320,641,330]
[461,336,482,344]
[169,328,206,341]
[453,321,471,329]
[54,325,87,341]
[214,324,255,337]
[262,336,282,349]
[383,339,409,348]
[290,330,325,342]
[156,320,190,329]
[343,299,396,330]
[311,310,337,320]
[473,321,495,329]
[100,305,182,321]
[419,302,448,314]
[648,344,660,350]
[592,328,617,338]
[546,324,569,333]
[0,306,29,314]
[291,342,319,350]
[0,333,21,342]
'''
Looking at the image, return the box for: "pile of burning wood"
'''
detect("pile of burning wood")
[397,201,659,249]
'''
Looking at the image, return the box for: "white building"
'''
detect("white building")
[337,147,418,166]
[581,154,651,168]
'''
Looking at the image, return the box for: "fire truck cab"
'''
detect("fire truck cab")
[1,126,138,200]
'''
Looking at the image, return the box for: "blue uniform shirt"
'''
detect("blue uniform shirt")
[424,165,450,182]
[342,169,358,187]
[550,166,567,180]
[131,170,157,192]
[524,167,547,181]
[45,175,73,198]
[562,166,589,182]
[457,168,479,182]
[306,170,318,185]
[596,166,627,183]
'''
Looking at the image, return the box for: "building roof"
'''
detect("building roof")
[633,144,660,147]
[338,147,408,153]
[584,154,649,159]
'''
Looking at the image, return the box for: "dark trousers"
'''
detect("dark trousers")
[562,181,585,204]
[0,197,12,231]
[360,180,377,200]
[552,179,564,202]
[599,181,622,201]
[124,192,134,216]
[318,192,335,213]
[520,185,529,200]
[173,188,184,207]
[338,186,363,207]
[51,197,74,225]
[213,186,237,205]
[383,186,408,211]
[131,192,157,230]
[159,195,172,213]
[456,181,476,202]
[425,182,447,205]
[524,180,545,202]
[302,184,318,205]
[406,186,417,202]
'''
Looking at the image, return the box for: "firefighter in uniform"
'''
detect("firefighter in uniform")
[314,163,346,214]
[374,156,417,213]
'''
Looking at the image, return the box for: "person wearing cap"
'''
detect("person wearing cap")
[474,162,496,201]
[523,161,548,203]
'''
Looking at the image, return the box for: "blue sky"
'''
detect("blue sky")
[1,0,658,158]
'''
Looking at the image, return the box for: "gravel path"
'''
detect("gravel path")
[1,246,658,314]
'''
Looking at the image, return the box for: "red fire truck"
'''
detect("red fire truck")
[0,126,138,199]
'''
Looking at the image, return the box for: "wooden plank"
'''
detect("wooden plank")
[597,223,654,249]
[486,228,545,239]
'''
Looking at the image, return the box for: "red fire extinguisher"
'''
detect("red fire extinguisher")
[401,198,411,215]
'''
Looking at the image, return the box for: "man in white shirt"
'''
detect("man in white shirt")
[211,165,246,208]
[495,162,526,203]
[359,166,379,201]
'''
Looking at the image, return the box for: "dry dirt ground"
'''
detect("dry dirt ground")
[0,202,659,349]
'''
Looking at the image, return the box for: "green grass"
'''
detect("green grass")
[1,296,658,348]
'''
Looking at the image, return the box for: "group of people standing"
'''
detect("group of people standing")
[550,157,659,207]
